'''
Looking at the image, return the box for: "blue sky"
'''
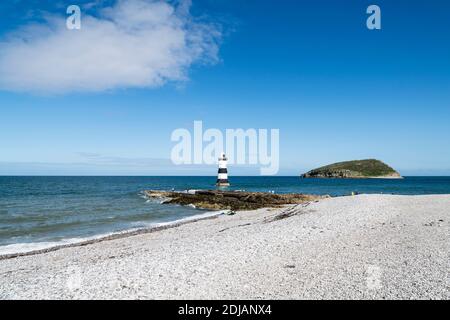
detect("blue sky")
[0,0,449,175]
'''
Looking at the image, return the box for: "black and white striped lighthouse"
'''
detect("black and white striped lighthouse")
[216,152,230,186]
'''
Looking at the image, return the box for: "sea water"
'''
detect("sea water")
[1,176,449,254]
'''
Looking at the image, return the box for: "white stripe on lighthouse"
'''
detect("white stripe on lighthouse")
[218,173,228,179]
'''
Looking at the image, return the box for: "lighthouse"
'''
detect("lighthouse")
[216,152,230,186]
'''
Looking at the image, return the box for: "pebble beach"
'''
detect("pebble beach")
[0,194,448,300]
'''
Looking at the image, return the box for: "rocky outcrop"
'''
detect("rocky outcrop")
[301,159,402,179]
[144,190,325,211]
[302,169,361,179]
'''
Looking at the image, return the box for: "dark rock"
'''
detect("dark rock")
[144,190,326,211]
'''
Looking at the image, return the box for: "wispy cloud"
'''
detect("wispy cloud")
[0,0,221,94]
[76,152,173,167]
[0,152,277,175]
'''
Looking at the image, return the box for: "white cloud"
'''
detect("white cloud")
[0,0,221,94]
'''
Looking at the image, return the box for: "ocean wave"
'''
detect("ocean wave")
[0,210,225,256]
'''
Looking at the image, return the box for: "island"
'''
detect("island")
[301,159,402,179]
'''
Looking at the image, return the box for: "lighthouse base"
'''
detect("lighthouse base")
[216,183,230,187]
[216,179,230,187]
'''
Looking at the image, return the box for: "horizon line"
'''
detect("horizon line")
[1,175,449,178]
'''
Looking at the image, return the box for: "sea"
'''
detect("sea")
[1,176,449,255]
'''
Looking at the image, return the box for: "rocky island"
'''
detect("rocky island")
[301,159,402,179]
[144,190,325,211]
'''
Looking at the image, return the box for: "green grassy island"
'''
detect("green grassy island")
[301,159,402,179]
